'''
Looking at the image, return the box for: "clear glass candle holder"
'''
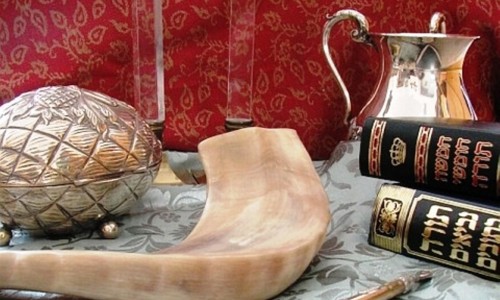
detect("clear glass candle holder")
[132,0,165,143]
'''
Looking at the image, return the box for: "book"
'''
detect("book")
[369,183,499,281]
[359,117,500,200]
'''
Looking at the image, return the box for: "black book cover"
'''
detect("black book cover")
[359,117,500,200]
[369,183,499,281]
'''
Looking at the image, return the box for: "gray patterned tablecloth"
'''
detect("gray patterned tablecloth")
[1,141,498,299]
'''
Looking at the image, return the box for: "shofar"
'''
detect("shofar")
[0,127,331,300]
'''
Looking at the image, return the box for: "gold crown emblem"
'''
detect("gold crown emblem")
[390,137,406,166]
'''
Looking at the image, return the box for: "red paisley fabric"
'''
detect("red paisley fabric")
[1,0,499,159]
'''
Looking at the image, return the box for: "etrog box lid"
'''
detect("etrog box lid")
[0,85,162,187]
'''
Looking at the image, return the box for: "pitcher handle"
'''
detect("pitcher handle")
[322,9,372,126]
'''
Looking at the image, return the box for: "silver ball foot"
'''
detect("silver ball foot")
[99,221,120,239]
[0,226,12,247]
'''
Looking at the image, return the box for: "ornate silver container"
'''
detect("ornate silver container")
[0,86,162,244]
[322,10,478,139]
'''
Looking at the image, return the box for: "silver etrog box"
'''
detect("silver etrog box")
[0,86,162,244]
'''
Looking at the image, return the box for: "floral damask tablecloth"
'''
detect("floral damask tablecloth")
[1,141,498,299]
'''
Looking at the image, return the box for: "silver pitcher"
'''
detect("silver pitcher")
[322,10,478,139]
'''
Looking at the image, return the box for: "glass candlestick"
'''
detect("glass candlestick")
[225,0,256,131]
[132,0,165,142]
[132,0,183,185]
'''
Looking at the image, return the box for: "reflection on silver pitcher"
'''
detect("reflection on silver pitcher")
[322,10,478,139]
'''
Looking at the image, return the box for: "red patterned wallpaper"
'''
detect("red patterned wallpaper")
[1,0,499,159]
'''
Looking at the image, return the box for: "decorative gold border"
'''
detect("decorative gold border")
[368,119,386,176]
[414,126,432,183]
[496,153,500,197]
[369,184,415,252]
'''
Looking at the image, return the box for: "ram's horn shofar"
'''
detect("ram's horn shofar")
[0,127,331,300]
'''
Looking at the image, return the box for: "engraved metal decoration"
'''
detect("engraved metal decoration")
[0,86,162,244]
[323,10,478,140]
